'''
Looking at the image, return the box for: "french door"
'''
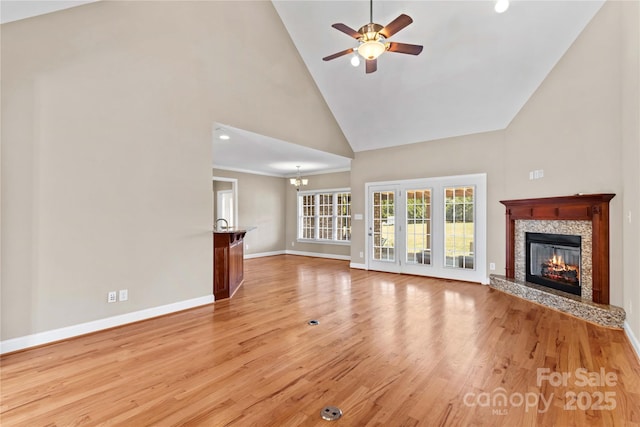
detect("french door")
[366,174,486,283]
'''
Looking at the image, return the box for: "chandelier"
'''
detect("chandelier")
[290,166,309,190]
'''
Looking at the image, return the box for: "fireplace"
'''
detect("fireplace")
[489,194,625,329]
[525,232,581,296]
[499,193,614,304]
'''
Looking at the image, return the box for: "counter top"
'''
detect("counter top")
[213,225,256,234]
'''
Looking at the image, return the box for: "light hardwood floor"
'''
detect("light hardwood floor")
[2,255,639,426]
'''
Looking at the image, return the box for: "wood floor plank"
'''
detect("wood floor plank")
[2,255,639,426]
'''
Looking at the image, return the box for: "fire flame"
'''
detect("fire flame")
[543,253,579,284]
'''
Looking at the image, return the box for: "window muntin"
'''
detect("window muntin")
[300,194,315,240]
[336,192,351,241]
[297,190,351,243]
[444,186,475,269]
[372,190,395,261]
[406,189,431,265]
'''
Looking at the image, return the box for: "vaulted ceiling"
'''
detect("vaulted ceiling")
[272,0,604,153]
[2,1,605,176]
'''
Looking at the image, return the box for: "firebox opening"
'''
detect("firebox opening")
[525,232,581,296]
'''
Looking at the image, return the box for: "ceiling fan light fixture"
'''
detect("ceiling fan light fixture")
[357,40,386,60]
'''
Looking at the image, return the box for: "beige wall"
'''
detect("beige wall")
[1,1,351,341]
[351,131,506,268]
[285,171,351,258]
[350,1,640,341]
[621,1,640,339]
[212,169,286,255]
[212,169,351,259]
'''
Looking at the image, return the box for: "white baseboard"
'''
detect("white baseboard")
[244,250,286,259]
[624,321,640,361]
[285,250,350,261]
[350,262,367,270]
[0,295,214,355]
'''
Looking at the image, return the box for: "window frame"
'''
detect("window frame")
[296,188,351,245]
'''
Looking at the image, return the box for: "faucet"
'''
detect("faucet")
[215,218,229,231]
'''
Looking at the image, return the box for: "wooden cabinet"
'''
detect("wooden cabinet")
[213,231,246,300]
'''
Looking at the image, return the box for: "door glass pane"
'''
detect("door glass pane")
[372,191,395,261]
[444,186,475,269]
[406,189,431,265]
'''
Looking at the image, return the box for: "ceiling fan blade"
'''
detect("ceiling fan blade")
[379,14,413,38]
[365,58,377,74]
[331,23,361,39]
[387,42,423,55]
[323,48,356,61]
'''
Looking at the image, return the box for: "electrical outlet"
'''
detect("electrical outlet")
[119,289,128,302]
[530,169,545,180]
[245,244,249,250]
[489,262,496,271]
[360,251,364,258]
[291,241,295,247]
[107,291,117,303]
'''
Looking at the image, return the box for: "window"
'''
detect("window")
[297,190,351,243]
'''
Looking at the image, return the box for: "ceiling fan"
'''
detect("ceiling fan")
[322,0,423,74]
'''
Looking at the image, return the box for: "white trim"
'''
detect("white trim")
[213,165,351,178]
[0,295,214,355]
[296,187,350,195]
[244,250,349,261]
[284,168,351,178]
[244,250,286,259]
[364,173,487,283]
[213,165,283,178]
[285,250,350,261]
[296,239,351,246]
[350,262,367,270]
[212,176,238,228]
[297,189,352,243]
[624,321,640,361]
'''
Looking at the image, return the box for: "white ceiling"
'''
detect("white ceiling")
[0,0,97,24]
[2,0,605,176]
[272,0,604,152]
[213,123,351,178]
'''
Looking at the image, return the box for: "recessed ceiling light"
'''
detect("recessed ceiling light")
[350,54,360,67]
[219,134,230,140]
[495,0,509,13]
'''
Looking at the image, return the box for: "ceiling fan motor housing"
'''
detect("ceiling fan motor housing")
[358,23,384,40]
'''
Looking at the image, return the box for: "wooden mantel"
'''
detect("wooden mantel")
[500,194,615,304]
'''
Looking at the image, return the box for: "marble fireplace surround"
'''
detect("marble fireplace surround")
[489,194,625,328]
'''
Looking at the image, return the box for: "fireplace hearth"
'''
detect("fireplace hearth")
[489,194,625,329]
[526,232,581,296]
